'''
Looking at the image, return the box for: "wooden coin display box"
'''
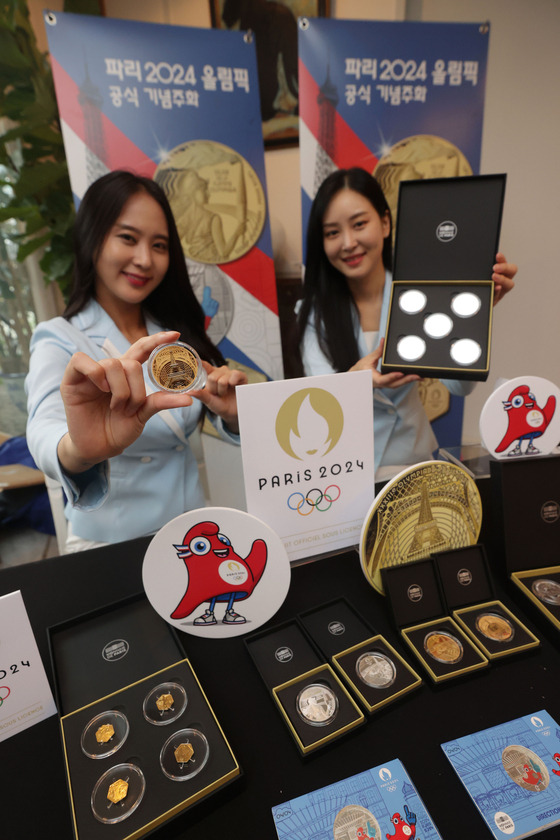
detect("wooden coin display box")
[49,596,239,840]
[381,174,506,381]
[245,619,364,756]
[298,598,421,714]
[491,455,560,633]
[382,558,488,683]
[432,544,540,660]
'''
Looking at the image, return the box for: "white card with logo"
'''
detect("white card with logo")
[0,590,57,742]
[237,371,375,562]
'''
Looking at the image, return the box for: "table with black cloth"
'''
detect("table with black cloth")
[1,535,559,840]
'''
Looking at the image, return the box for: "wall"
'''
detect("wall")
[29,0,560,452]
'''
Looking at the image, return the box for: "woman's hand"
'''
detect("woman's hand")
[190,362,248,434]
[57,331,193,474]
[492,252,517,305]
[350,338,421,389]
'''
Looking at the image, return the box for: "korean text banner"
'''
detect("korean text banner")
[237,370,375,563]
[45,11,282,381]
[298,18,489,448]
[299,18,489,233]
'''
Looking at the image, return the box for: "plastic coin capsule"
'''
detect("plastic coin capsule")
[91,763,145,824]
[81,710,129,759]
[147,341,206,393]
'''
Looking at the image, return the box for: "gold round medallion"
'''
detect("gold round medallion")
[424,630,463,664]
[147,342,206,393]
[360,461,482,594]
[475,612,514,642]
[154,139,266,264]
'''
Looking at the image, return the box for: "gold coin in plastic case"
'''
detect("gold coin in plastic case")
[296,683,339,726]
[147,341,206,393]
[107,778,128,804]
[475,612,514,642]
[424,630,463,664]
[95,723,115,744]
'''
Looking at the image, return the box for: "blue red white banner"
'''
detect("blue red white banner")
[298,18,490,447]
[44,11,283,381]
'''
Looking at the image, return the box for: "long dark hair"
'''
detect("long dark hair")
[297,167,392,372]
[64,170,225,365]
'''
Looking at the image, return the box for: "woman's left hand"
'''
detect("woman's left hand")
[190,362,248,433]
[492,252,517,305]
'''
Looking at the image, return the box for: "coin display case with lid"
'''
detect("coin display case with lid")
[49,597,240,840]
[382,557,488,683]
[381,174,506,381]
[298,598,421,714]
[490,454,560,634]
[432,544,540,660]
[245,618,365,756]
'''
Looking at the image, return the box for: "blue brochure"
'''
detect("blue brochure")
[442,710,560,839]
[272,758,441,839]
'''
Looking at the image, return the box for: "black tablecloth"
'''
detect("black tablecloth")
[1,537,558,840]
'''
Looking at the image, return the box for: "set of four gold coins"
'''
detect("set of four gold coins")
[81,682,209,825]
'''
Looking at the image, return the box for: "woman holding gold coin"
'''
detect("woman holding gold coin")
[297,167,517,477]
[26,170,247,552]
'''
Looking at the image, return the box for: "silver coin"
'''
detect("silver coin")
[451,291,481,318]
[296,683,338,726]
[424,312,453,339]
[355,651,397,688]
[396,334,426,362]
[531,578,560,605]
[450,337,482,366]
[399,289,427,314]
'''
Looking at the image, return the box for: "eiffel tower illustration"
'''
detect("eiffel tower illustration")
[313,62,339,195]
[407,480,446,558]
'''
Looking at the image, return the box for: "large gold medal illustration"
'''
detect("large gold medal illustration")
[154,139,266,264]
[360,461,482,594]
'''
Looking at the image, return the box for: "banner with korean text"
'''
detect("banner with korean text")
[298,19,490,446]
[45,11,282,381]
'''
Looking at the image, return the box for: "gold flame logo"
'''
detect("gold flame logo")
[275,388,344,460]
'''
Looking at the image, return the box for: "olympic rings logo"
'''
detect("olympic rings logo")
[0,686,11,707]
[287,485,341,516]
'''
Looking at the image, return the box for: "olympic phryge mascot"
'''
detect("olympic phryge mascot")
[171,521,267,625]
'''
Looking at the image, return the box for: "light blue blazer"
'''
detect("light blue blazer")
[25,300,239,542]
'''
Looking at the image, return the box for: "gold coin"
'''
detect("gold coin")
[374,134,472,241]
[148,342,204,393]
[107,778,128,804]
[174,742,194,765]
[156,692,174,712]
[475,612,514,642]
[360,461,482,594]
[154,139,266,265]
[424,630,463,664]
[95,723,115,744]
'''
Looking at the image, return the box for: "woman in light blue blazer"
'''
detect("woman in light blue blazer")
[26,171,247,551]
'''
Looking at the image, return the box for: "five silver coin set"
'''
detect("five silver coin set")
[382,281,492,376]
[81,681,209,825]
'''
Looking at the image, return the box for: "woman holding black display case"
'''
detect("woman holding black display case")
[297,167,517,474]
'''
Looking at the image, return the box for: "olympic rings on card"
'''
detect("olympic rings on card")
[0,686,11,707]
[287,485,341,516]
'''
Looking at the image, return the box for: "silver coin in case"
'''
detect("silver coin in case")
[355,651,397,688]
[296,683,339,726]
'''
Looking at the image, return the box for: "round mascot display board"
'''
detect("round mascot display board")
[479,376,560,459]
[143,507,291,638]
